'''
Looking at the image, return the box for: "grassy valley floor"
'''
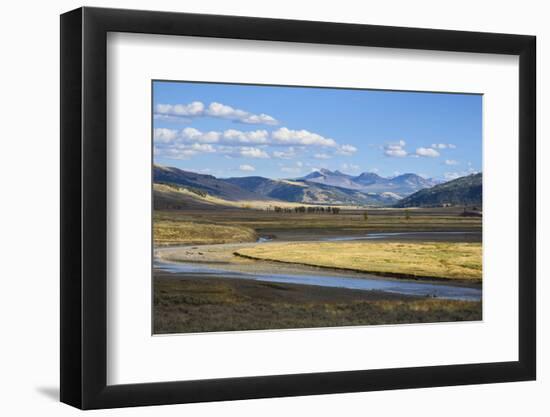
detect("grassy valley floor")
[154,274,482,334]
[153,206,482,334]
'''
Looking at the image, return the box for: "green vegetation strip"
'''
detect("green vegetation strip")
[235,241,482,281]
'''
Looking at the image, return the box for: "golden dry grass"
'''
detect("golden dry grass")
[236,241,482,281]
[154,220,257,246]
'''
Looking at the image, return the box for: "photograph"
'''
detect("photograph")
[152,81,483,334]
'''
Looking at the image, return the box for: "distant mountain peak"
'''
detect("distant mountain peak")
[355,172,383,181]
[301,170,325,180]
[332,170,349,176]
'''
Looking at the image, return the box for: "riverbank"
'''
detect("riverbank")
[155,239,482,286]
[154,273,482,334]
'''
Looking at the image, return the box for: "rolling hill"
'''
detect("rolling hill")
[394,173,482,208]
[154,165,262,201]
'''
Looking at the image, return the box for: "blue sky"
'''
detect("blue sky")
[153,81,482,181]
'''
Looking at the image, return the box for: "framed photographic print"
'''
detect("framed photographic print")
[60,6,536,409]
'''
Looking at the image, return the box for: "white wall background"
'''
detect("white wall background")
[0,0,546,415]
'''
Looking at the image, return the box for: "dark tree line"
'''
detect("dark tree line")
[271,206,340,214]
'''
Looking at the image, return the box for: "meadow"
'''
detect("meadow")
[154,274,482,334]
[235,241,482,282]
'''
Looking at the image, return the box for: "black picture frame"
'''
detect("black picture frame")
[60,6,536,410]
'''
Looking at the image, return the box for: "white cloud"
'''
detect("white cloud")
[180,127,221,143]
[281,161,304,174]
[241,113,278,125]
[206,102,246,118]
[156,142,218,160]
[273,147,298,159]
[384,140,408,157]
[444,168,479,180]
[153,128,178,143]
[445,159,459,165]
[313,153,331,160]
[190,143,216,153]
[155,126,340,150]
[172,150,197,159]
[155,101,205,116]
[153,114,192,124]
[385,148,407,157]
[432,143,457,149]
[155,127,273,147]
[341,163,360,172]
[222,129,269,145]
[155,101,279,126]
[444,172,461,180]
[337,144,358,156]
[239,164,255,172]
[271,127,337,147]
[416,147,440,158]
[156,147,197,160]
[238,147,270,159]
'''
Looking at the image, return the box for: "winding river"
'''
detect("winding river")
[154,231,482,302]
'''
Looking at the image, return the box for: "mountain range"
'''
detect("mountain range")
[154,165,480,208]
[299,168,441,197]
[154,165,400,207]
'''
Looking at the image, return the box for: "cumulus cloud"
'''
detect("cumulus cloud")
[221,129,269,145]
[432,143,457,149]
[239,164,255,172]
[155,143,216,159]
[337,144,358,156]
[155,123,353,164]
[384,140,408,157]
[238,147,270,159]
[153,128,179,143]
[273,147,298,159]
[445,159,459,165]
[271,127,337,147]
[155,101,205,116]
[280,161,304,174]
[180,127,221,143]
[155,127,339,150]
[416,147,440,158]
[341,163,360,172]
[189,143,216,153]
[155,101,279,126]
